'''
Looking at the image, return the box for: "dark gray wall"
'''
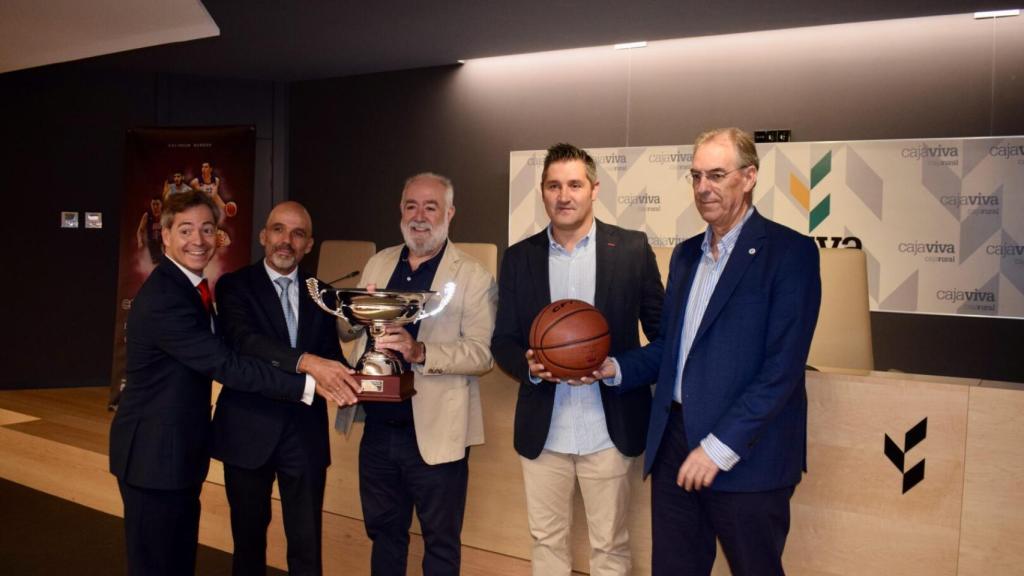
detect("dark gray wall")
[1,13,1020,388]
[0,64,287,389]
[290,14,1024,382]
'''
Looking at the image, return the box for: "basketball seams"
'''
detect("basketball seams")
[538,307,605,346]
[535,331,610,351]
[529,299,611,378]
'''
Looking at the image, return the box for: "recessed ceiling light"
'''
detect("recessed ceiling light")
[974,9,1020,18]
[614,41,648,50]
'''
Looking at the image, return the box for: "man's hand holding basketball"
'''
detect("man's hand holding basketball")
[576,357,617,385]
[525,349,556,382]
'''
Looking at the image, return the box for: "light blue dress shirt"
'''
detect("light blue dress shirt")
[540,221,615,456]
[674,207,755,471]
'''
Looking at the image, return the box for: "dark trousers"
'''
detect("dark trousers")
[118,479,202,576]
[359,419,469,576]
[651,406,794,576]
[223,422,327,576]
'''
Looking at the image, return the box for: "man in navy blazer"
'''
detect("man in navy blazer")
[212,201,360,575]
[110,191,351,576]
[598,128,821,576]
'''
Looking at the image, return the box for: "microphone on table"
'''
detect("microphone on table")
[326,270,360,286]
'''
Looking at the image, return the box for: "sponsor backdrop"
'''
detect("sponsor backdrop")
[109,126,256,407]
[510,137,1024,319]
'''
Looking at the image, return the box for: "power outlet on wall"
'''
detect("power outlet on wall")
[754,130,792,143]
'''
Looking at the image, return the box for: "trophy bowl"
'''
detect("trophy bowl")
[307,279,455,401]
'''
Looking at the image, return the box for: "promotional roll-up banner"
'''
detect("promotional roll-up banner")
[109,126,256,408]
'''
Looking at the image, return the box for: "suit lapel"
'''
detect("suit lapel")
[418,243,460,342]
[594,221,613,312]
[527,231,551,306]
[296,270,318,349]
[692,211,767,345]
[252,263,292,346]
[668,243,701,353]
[159,255,208,318]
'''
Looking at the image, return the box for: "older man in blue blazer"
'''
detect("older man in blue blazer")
[596,127,821,576]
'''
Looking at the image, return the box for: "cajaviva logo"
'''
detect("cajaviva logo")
[595,153,626,165]
[617,193,661,206]
[989,144,1024,158]
[935,288,996,303]
[648,152,692,165]
[987,243,1024,257]
[789,151,832,232]
[898,241,955,256]
[901,144,959,160]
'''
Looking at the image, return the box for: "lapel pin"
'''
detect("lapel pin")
[748,248,756,255]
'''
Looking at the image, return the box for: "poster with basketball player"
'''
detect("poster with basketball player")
[108,126,255,408]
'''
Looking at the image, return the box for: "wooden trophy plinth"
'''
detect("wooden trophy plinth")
[355,371,416,402]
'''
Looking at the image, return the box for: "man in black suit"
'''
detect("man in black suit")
[109,191,352,576]
[492,143,664,575]
[213,200,360,575]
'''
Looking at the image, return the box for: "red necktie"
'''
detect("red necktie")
[197,278,213,314]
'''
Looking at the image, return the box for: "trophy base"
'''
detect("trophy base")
[355,371,416,402]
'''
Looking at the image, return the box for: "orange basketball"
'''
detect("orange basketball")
[224,201,238,217]
[529,299,610,380]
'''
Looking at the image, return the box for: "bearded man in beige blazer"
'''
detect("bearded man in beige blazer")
[336,172,497,576]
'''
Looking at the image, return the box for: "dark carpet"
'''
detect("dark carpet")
[0,477,287,575]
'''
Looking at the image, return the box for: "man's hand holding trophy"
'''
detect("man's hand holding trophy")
[306,278,455,401]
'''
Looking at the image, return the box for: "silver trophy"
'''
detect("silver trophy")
[306,278,455,401]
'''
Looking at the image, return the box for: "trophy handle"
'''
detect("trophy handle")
[305,278,352,323]
[415,281,456,322]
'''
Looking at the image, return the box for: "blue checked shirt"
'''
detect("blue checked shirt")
[608,207,754,470]
[535,221,615,456]
[674,207,756,471]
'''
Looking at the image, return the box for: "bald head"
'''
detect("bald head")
[266,201,312,232]
[260,201,314,275]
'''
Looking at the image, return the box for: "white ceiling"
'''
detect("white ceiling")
[0,0,1014,81]
[0,0,218,74]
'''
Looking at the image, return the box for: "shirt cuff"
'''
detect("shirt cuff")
[701,434,740,471]
[301,374,315,405]
[604,357,623,386]
[528,373,542,385]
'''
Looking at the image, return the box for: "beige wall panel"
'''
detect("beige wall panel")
[9,372,1024,576]
[788,371,972,575]
[957,383,1024,576]
[786,503,960,575]
[463,370,532,554]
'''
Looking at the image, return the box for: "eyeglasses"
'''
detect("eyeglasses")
[685,166,750,186]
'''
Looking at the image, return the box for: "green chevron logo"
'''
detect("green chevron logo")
[789,151,833,232]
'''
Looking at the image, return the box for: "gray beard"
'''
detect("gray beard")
[402,221,448,257]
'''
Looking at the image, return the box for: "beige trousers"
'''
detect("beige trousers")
[520,447,635,576]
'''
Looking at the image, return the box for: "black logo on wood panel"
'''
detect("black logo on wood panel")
[884,417,927,494]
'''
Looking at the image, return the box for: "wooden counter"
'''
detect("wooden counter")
[1,368,1020,575]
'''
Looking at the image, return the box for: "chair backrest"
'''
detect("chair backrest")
[316,240,377,287]
[808,248,874,370]
[316,240,378,364]
[454,242,498,278]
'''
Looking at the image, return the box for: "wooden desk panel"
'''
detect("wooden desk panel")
[958,383,1024,576]
[2,368,1022,576]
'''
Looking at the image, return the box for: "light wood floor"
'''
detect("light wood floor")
[0,386,533,575]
